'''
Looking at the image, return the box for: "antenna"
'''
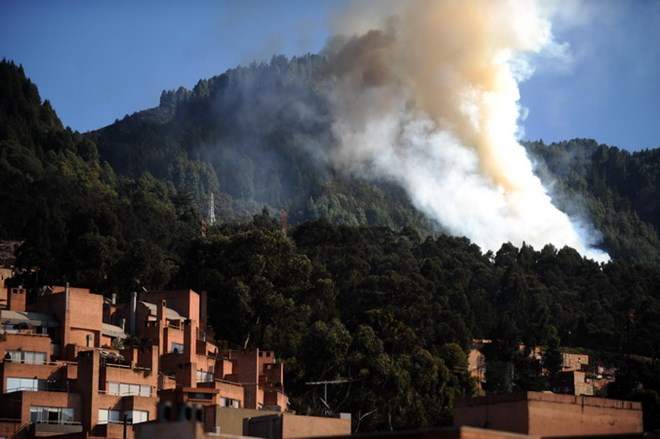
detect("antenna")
[207,192,216,225]
[305,378,352,415]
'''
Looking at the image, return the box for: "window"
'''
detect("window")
[29,406,74,424]
[125,410,149,424]
[98,409,108,424]
[107,381,151,397]
[118,383,139,396]
[170,342,184,354]
[98,409,122,424]
[108,382,119,395]
[99,409,147,424]
[109,410,123,423]
[196,369,214,383]
[139,385,151,397]
[6,377,47,392]
[6,350,47,364]
[220,397,240,408]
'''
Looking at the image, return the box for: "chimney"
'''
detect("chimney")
[129,291,137,335]
[65,282,70,310]
[200,291,208,341]
[157,300,166,328]
[184,319,196,362]
[7,287,26,312]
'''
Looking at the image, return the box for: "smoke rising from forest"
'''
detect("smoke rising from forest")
[321,0,609,261]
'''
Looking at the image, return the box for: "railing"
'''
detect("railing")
[1,330,50,337]
[3,359,59,365]
[98,389,152,397]
[105,419,133,425]
[33,420,81,426]
[166,321,182,330]
[105,363,130,369]
[214,377,244,386]
[99,389,137,396]
[6,385,69,393]
[7,386,39,392]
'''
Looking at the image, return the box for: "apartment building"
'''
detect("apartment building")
[468,342,615,398]
[0,284,291,438]
[0,285,158,438]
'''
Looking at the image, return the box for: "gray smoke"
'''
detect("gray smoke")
[319,0,609,261]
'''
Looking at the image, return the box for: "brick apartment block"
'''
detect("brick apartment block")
[0,282,290,439]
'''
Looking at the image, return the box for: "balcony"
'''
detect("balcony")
[30,420,83,436]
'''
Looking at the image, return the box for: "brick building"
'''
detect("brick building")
[453,391,643,436]
[468,342,614,398]
[0,285,159,438]
[0,283,291,438]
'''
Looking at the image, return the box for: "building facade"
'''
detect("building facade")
[453,391,643,437]
[0,283,290,439]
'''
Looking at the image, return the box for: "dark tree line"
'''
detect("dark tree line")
[173,214,660,431]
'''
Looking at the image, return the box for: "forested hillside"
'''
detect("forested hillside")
[90,55,660,264]
[526,140,660,264]
[174,214,660,431]
[90,54,431,232]
[1,58,659,431]
[0,59,201,291]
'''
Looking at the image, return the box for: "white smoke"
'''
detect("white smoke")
[323,0,609,261]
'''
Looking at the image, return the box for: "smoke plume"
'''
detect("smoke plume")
[322,0,609,261]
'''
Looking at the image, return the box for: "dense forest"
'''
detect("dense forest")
[1,58,659,431]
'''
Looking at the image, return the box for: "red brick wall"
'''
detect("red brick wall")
[67,290,103,337]
[7,287,26,311]
[454,394,529,433]
[0,361,63,393]
[17,390,82,426]
[282,413,351,438]
[140,290,200,324]
[454,391,643,436]
[216,380,244,404]
[527,393,642,436]
[0,332,52,360]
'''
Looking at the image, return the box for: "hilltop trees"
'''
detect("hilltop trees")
[526,139,660,264]
[0,59,202,293]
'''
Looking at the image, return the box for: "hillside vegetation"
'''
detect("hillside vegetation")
[1,58,659,431]
[90,55,660,264]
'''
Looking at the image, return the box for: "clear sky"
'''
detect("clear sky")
[1,0,659,151]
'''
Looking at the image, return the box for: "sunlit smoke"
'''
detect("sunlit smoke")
[322,0,609,261]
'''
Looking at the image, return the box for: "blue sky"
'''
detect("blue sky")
[1,0,659,151]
